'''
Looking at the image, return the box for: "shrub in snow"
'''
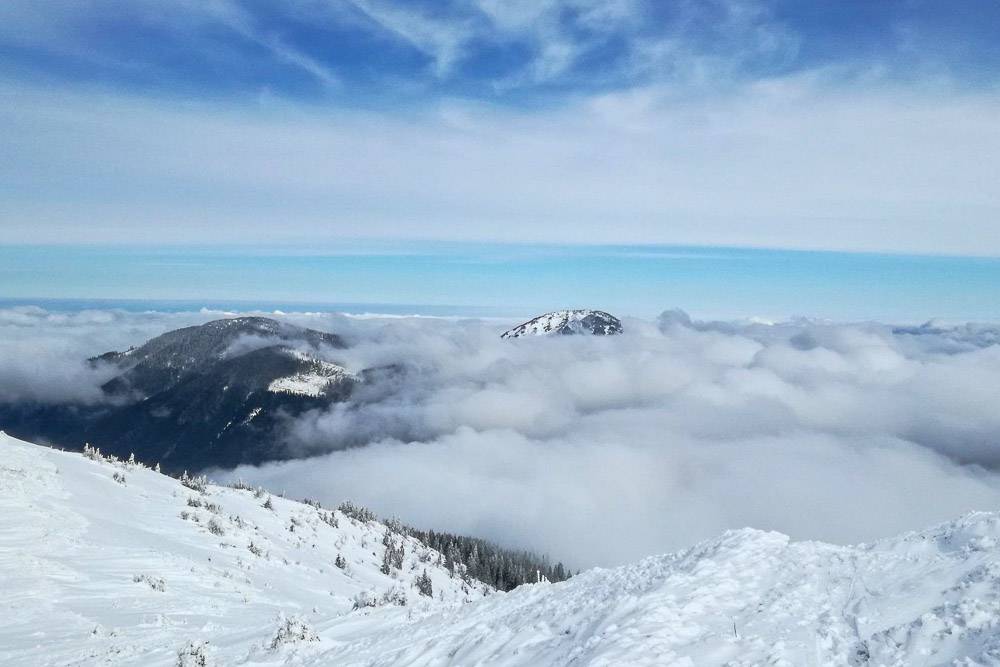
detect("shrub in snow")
[320,510,339,529]
[228,478,254,491]
[416,569,433,598]
[248,541,265,557]
[133,574,166,592]
[262,496,274,511]
[381,531,404,574]
[351,590,377,610]
[380,545,392,575]
[352,586,408,610]
[176,641,209,667]
[334,553,347,569]
[269,616,318,650]
[112,472,126,486]
[83,443,103,461]
[338,501,377,524]
[203,502,221,514]
[187,497,203,508]
[380,586,408,606]
[207,519,225,536]
[179,471,208,494]
[253,486,266,499]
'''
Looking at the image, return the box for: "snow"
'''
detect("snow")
[267,356,354,397]
[0,433,488,666]
[267,374,336,397]
[312,523,1000,666]
[4,432,1000,666]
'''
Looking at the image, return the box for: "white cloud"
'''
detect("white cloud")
[1,78,998,254]
[6,305,1000,567]
[343,0,478,77]
[213,311,1000,567]
[0,0,341,88]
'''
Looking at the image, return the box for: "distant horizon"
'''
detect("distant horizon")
[7,236,1000,259]
[3,241,1000,323]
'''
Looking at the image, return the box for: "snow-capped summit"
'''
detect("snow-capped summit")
[501,309,623,338]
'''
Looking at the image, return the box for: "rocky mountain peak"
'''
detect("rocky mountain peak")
[501,310,623,339]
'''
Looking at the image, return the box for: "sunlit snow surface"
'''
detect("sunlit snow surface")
[0,433,489,666]
[3,432,1000,666]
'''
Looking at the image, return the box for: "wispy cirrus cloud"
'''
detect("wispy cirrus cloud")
[3,0,995,98]
[2,76,998,254]
[1,1,998,252]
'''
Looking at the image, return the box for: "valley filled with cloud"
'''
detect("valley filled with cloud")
[6,304,1000,567]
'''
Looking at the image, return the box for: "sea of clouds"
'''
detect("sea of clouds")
[4,304,1000,566]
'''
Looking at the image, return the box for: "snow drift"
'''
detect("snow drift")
[4,433,1000,666]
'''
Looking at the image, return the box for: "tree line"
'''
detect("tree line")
[396,522,571,591]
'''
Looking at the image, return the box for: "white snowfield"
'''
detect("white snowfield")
[267,350,356,397]
[0,433,488,667]
[3,432,1000,666]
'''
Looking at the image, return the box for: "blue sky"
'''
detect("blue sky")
[3,1,999,102]
[4,242,1000,322]
[0,0,998,255]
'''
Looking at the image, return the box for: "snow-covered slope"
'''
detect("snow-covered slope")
[0,433,489,667]
[5,432,1000,666]
[316,518,1000,666]
[500,310,624,338]
[267,349,357,397]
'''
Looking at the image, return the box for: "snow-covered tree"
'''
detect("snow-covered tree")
[416,569,433,597]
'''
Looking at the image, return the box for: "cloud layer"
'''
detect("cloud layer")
[5,305,1000,568]
[3,80,999,254]
[231,310,1000,566]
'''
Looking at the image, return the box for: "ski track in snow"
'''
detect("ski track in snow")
[3,432,1000,666]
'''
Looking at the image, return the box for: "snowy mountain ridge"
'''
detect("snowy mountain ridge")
[4,432,1000,666]
[500,309,624,338]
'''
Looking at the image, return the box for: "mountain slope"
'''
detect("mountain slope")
[4,433,1000,666]
[0,317,356,473]
[501,310,623,338]
[85,345,356,471]
[0,433,489,667]
[297,515,1000,666]
[95,316,346,398]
